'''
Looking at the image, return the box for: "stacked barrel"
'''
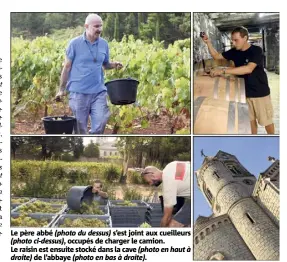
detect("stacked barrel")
[193,59,251,134]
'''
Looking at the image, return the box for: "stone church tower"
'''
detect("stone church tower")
[194,150,279,260]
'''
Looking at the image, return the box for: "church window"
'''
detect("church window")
[213,171,220,179]
[246,212,255,224]
[203,181,213,204]
[242,179,254,185]
[206,228,210,235]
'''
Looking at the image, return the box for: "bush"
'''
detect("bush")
[11,160,122,197]
[51,166,66,179]
[61,153,75,162]
[67,169,89,184]
[127,170,147,185]
[13,163,70,198]
[11,160,121,182]
[176,152,191,161]
[123,188,142,200]
[104,165,121,182]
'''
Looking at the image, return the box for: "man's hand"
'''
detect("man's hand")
[210,68,224,77]
[201,33,210,44]
[113,61,123,70]
[160,206,173,227]
[55,87,67,102]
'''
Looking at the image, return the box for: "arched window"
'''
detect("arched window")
[206,228,210,235]
[203,181,213,204]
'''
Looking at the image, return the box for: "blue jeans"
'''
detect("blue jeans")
[69,91,110,134]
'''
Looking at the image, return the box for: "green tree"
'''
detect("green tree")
[69,137,84,159]
[15,136,75,160]
[83,140,100,158]
[11,137,26,159]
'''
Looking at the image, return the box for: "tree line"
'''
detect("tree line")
[11,12,191,44]
[11,136,191,168]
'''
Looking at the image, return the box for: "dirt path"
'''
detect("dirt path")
[12,105,190,135]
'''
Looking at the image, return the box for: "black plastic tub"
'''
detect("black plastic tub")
[66,186,94,211]
[105,78,139,105]
[42,115,76,134]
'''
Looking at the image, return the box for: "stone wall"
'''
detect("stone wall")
[264,23,279,73]
[194,214,255,260]
[253,177,279,226]
[193,13,230,63]
[229,198,279,260]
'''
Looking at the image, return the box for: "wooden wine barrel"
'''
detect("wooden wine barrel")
[194,74,246,104]
[194,58,235,71]
[194,96,251,134]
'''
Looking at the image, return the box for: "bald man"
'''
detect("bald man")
[56,14,123,134]
[141,161,191,227]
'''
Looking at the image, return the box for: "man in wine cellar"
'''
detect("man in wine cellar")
[201,26,275,134]
[141,161,191,227]
[55,13,123,134]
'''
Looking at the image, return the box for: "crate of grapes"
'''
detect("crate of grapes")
[65,201,109,216]
[110,208,149,227]
[31,198,67,205]
[11,212,59,228]
[51,214,112,228]
[109,200,151,227]
[12,200,68,215]
[108,200,150,208]
[11,197,35,212]
[11,197,33,205]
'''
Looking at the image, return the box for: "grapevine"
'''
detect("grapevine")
[12,35,190,133]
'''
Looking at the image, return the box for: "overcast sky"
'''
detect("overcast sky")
[82,137,117,146]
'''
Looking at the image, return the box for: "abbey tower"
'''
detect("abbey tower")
[194,150,279,260]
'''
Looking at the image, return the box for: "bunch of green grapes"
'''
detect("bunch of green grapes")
[60,218,107,228]
[68,202,104,215]
[11,215,50,227]
[50,200,66,205]
[139,222,152,228]
[116,200,137,207]
[11,198,30,204]
[52,117,63,121]
[18,200,62,213]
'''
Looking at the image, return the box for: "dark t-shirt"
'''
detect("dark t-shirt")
[93,193,108,205]
[222,45,270,98]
